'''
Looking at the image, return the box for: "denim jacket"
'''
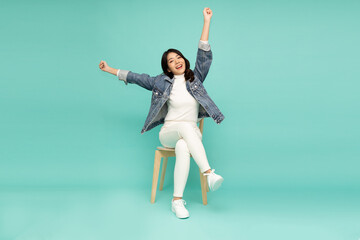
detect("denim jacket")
[117,40,225,134]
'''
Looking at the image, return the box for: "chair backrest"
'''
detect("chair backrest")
[198,118,204,134]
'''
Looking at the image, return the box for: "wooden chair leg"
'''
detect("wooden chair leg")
[199,168,208,205]
[199,168,204,187]
[206,178,209,192]
[159,156,168,190]
[151,150,162,204]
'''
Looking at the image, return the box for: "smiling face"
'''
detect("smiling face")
[166,52,186,75]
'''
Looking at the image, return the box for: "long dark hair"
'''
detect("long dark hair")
[161,49,195,82]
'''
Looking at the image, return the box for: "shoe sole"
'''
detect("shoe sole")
[171,207,190,219]
[210,177,224,191]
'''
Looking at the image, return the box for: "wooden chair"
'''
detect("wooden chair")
[150,118,210,205]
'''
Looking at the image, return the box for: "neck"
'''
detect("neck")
[174,73,185,76]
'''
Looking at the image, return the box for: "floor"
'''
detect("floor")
[1,184,359,240]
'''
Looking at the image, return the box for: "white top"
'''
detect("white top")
[164,73,199,123]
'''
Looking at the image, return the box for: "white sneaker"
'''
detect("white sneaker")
[203,169,224,191]
[171,199,190,219]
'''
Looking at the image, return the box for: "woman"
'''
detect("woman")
[99,7,224,219]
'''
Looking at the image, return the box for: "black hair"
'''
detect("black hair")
[161,48,195,82]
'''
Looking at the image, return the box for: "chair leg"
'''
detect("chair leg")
[206,178,209,192]
[159,156,168,191]
[199,168,208,205]
[151,150,162,204]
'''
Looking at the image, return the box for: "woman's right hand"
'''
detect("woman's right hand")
[99,60,109,72]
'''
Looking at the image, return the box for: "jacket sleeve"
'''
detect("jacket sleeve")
[193,40,213,83]
[117,69,157,91]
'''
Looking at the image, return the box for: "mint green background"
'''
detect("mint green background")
[1,0,359,239]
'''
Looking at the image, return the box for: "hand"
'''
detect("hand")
[99,60,110,72]
[203,7,212,22]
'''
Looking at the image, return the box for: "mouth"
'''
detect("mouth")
[175,64,183,70]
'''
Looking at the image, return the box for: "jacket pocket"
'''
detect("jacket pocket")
[152,87,164,103]
[192,80,207,95]
[152,87,163,98]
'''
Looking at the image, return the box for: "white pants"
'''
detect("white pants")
[159,121,211,198]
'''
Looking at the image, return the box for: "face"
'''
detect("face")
[166,52,186,75]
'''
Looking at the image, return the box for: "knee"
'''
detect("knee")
[175,139,190,155]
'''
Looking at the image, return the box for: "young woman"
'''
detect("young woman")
[99,7,224,219]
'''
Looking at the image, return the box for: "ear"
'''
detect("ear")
[167,68,171,72]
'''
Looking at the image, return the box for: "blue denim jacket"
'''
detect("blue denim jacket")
[117,40,225,134]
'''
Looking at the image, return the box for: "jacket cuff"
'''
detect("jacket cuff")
[117,69,129,85]
[198,40,211,51]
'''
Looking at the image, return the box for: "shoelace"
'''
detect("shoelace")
[203,169,215,176]
[173,199,187,207]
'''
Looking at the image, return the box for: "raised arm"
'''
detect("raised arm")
[200,7,212,42]
[193,7,213,83]
[99,60,156,91]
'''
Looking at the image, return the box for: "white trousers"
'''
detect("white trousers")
[159,121,211,198]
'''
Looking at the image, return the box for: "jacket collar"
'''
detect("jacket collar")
[164,75,174,83]
[164,73,187,83]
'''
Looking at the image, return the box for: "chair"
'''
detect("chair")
[150,118,210,205]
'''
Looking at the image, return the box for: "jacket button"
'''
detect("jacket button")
[155,92,158,95]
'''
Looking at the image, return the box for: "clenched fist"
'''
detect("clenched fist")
[99,60,109,72]
[99,60,118,76]
[203,7,213,21]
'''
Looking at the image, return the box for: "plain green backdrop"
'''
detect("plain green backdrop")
[0,0,360,238]
[1,0,359,188]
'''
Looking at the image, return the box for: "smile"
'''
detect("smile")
[176,64,183,69]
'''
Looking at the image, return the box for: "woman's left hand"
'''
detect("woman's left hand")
[203,7,212,22]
